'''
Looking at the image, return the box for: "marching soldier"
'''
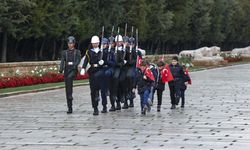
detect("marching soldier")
[112,34,126,110]
[106,36,117,112]
[81,35,104,115]
[122,37,137,109]
[59,36,81,114]
[99,37,115,113]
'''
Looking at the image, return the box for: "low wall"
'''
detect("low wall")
[0,61,60,77]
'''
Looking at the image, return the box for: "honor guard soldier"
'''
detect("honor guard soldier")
[112,34,126,110]
[81,35,104,115]
[122,37,138,109]
[99,37,115,113]
[59,36,81,114]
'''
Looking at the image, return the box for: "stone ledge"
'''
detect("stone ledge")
[0,61,60,68]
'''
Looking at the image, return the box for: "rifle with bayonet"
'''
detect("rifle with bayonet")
[114,27,120,62]
[129,26,134,62]
[123,23,128,60]
[100,26,105,60]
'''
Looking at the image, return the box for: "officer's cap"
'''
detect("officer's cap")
[101,38,109,44]
[129,37,135,44]
[67,36,76,44]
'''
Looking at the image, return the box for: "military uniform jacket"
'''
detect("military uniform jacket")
[125,48,137,67]
[59,49,81,75]
[114,48,126,67]
[102,48,115,67]
[82,49,102,74]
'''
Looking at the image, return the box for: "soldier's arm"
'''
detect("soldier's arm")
[74,50,81,69]
[130,51,137,65]
[82,50,89,69]
[59,51,65,73]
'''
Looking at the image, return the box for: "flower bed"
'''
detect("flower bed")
[0,73,88,89]
[220,52,242,62]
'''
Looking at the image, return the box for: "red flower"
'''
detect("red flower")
[0,72,89,89]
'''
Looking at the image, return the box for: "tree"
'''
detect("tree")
[0,0,35,62]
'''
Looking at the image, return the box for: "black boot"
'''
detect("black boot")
[116,102,121,110]
[122,101,129,109]
[141,106,147,115]
[129,100,134,108]
[157,105,161,112]
[93,107,99,116]
[67,107,73,114]
[101,106,107,113]
[170,104,176,109]
[109,105,116,112]
[181,104,185,108]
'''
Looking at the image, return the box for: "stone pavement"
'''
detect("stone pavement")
[0,64,250,150]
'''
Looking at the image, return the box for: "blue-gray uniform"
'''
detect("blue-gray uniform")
[82,47,102,115]
[99,38,115,113]
[59,36,81,114]
[122,37,138,109]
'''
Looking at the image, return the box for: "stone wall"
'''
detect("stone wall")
[0,61,60,77]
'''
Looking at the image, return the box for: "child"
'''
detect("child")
[180,65,191,108]
[137,60,155,115]
[168,56,186,109]
[155,61,166,112]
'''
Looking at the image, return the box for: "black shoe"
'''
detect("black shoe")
[148,106,151,112]
[101,106,107,113]
[122,103,129,109]
[116,103,121,110]
[142,106,147,115]
[67,107,73,114]
[181,105,184,108]
[129,102,134,108]
[157,105,161,112]
[93,108,99,116]
[109,106,116,112]
[170,105,176,109]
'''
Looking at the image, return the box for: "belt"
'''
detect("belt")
[103,65,108,68]
[91,64,99,68]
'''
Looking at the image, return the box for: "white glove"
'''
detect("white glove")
[124,60,127,64]
[80,69,85,75]
[98,60,104,65]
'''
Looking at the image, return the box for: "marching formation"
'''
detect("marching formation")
[59,25,191,116]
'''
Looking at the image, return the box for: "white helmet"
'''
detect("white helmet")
[91,36,100,43]
[115,35,123,42]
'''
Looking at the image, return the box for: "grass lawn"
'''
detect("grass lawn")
[0,79,88,94]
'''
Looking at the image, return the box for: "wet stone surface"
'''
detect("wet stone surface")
[0,64,250,150]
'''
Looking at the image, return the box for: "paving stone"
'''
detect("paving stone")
[0,64,250,149]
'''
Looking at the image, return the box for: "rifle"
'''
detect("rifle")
[100,26,105,60]
[136,28,139,66]
[129,26,134,62]
[115,27,120,54]
[108,26,114,53]
[129,26,134,54]
[114,27,120,62]
[123,23,128,60]
[136,28,139,54]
